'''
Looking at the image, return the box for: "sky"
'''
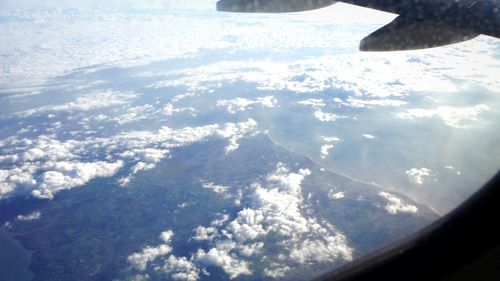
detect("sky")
[0,0,212,10]
[0,1,397,89]
[0,2,499,280]
[0,0,395,23]
[1,0,499,217]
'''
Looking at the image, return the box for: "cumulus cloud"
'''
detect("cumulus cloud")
[215,119,258,154]
[320,144,334,159]
[0,183,16,198]
[314,109,348,122]
[188,163,352,279]
[118,148,169,186]
[195,246,252,279]
[13,91,137,117]
[289,235,352,264]
[405,168,432,185]
[0,7,378,90]
[131,162,158,174]
[148,39,500,100]
[2,7,499,279]
[193,226,218,241]
[163,103,196,116]
[0,119,258,198]
[202,182,229,194]
[128,230,201,280]
[20,135,77,162]
[328,190,344,199]
[128,230,174,271]
[362,134,376,139]
[396,105,490,129]
[320,136,340,159]
[16,211,41,221]
[2,3,499,100]
[216,96,277,114]
[162,255,200,281]
[116,119,256,184]
[32,161,123,199]
[0,168,31,199]
[379,192,418,214]
[108,104,160,125]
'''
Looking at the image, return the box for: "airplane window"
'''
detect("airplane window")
[0,1,498,281]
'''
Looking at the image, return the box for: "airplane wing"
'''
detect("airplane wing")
[359,16,479,51]
[216,0,337,13]
[215,0,496,51]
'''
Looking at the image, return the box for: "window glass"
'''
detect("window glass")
[0,1,498,280]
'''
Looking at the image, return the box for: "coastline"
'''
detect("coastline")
[0,228,34,281]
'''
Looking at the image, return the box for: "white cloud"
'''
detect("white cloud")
[163,103,196,116]
[237,242,264,257]
[396,105,490,129]
[379,192,418,215]
[297,99,325,108]
[1,4,498,100]
[0,181,16,198]
[405,168,432,185]
[215,119,258,154]
[32,161,123,199]
[322,136,341,142]
[128,230,174,271]
[202,182,229,194]
[227,208,266,243]
[21,136,76,162]
[0,169,29,198]
[118,148,169,185]
[263,263,292,279]
[0,0,196,11]
[321,136,340,159]
[16,211,41,221]
[445,165,461,175]
[0,7,371,90]
[0,120,258,198]
[154,35,500,102]
[149,39,500,98]
[320,144,334,159]
[129,244,173,271]
[195,246,252,279]
[266,163,311,196]
[211,214,230,227]
[341,97,407,108]
[131,162,156,174]
[289,235,352,264]
[190,163,352,278]
[162,255,200,281]
[362,134,376,139]
[130,274,150,281]
[328,190,344,199]
[314,109,348,122]
[128,230,201,280]
[193,226,218,241]
[111,104,159,125]
[216,96,277,114]
[159,230,174,244]
[13,91,137,117]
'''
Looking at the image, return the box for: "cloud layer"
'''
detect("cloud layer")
[0,119,258,199]
[127,163,353,280]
